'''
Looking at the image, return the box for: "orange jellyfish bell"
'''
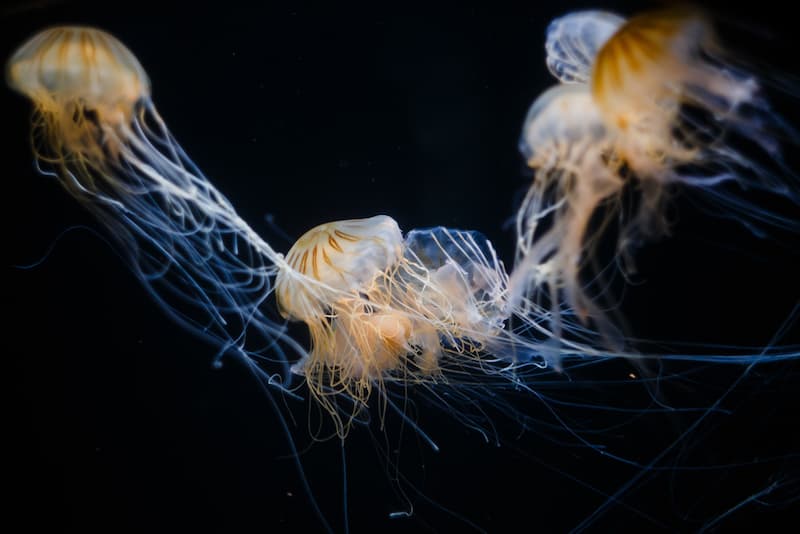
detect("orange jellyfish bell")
[591,9,713,137]
[275,215,404,322]
[7,26,149,121]
[7,26,152,170]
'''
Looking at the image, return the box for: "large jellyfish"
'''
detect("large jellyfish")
[512,7,800,342]
[6,13,799,533]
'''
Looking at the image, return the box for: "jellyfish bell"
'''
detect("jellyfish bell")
[589,7,797,192]
[589,9,714,174]
[591,9,711,123]
[518,83,611,179]
[275,214,426,436]
[401,226,509,351]
[275,215,404,323]
[512,83,623,344]
[545,10,624,85]
[7,26,150,166]
[521,84,593,156]
[275,215,412,390]
[7,26,149,115]
[590,8,743,127]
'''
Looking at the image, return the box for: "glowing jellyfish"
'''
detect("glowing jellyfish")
[513,8,800,341]
[6,26,303,378]
[510,83,623,345]
[275,216,411,429]
[275,215,522,436]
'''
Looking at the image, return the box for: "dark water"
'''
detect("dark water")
[3,1,799,532]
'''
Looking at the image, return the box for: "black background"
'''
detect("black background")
[3,1,799,532]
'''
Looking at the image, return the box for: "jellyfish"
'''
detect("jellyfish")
[510,83,624,346]
[274,215,414,432]
[512,7,800,343]
[6,26,305,379]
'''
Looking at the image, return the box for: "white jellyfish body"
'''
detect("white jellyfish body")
[545,10,624,84]
[511,83,623,343]
[403,226,508,341]
[275,215,412,412]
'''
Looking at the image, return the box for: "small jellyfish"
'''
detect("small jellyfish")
[7,26,149,137]
[510,83,623,344]
[6,26,295,376]
[514,7,800,343]
[593,7,799,239]
[545,10,625,85]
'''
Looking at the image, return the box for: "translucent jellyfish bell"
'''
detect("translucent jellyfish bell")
[545,10,624,84]
[513,83,623,344]
[402,226,509,347]
[518,83,609,166]
[592,9,712,128]
[275,215,403,322]
[7,26,150,150]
